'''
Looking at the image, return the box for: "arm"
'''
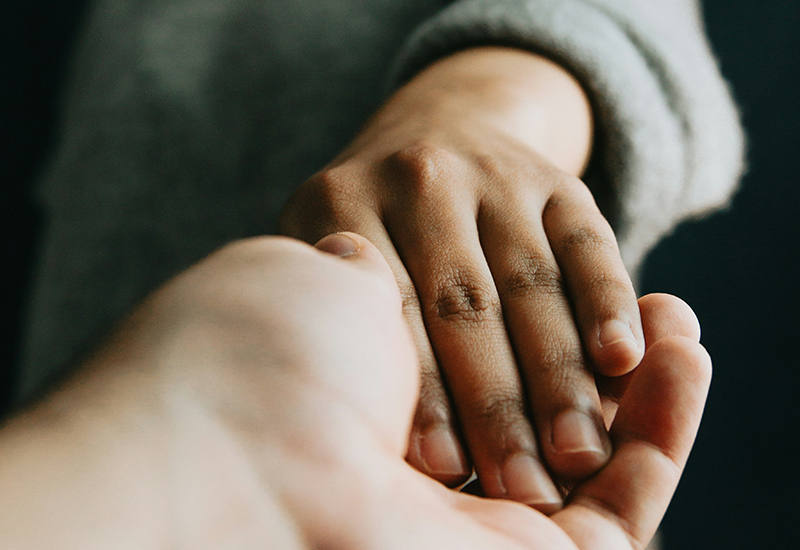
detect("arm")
[21,0,739,512]
[346,46,593,177]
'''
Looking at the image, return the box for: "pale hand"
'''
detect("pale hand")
[0,233,710,550]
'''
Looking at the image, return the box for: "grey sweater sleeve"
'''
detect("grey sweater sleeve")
[19,0,743,401]
[389,0,746,273]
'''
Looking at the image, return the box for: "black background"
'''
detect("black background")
[642,1,800,546]
[2,0,799,546]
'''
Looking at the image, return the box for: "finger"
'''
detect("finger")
[639,293,701,345]
[478,199,610,483]
[543,180,644,377]
[596,293,701,416]
[324,231,471,481]
[284,172,472,484]
[385,170,562,511]
[407,384,473,488]
[314,232,397,288]
[332,236,473,487]
[553,334,712,550]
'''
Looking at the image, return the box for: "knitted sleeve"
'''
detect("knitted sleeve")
[19,0,743,401]
[389,0,745,273]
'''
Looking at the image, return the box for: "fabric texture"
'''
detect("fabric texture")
[20,0,744,400]
[389,0,745,269]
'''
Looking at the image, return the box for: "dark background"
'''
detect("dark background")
[641,1,800,546]
[2,0,798,547]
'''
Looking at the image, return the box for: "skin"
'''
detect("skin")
[280,46,643,508]
[0,233,710,549]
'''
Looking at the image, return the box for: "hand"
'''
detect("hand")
[280,46,644,508]
[0,233,710,550]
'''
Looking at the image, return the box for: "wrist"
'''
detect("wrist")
[350,46,593,176]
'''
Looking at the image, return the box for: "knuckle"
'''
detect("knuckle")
[429,270,501,324]
[559,174,594,198]
[385,142,460,198]
[537,344,587,383]
[543,176,595,213]
[499,254,564,299]
[560,225,617,257]
[472,152,508,180]
[472,392,527,431]
[471,152,533,196]
[585,272,632,299]
[303,168,361,210]
[280,167,365,237]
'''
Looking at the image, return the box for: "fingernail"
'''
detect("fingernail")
[419,427,470,477]
[314,233,360,257]
[599,319,637,349]
[552,410,605,455]
[502,454,562,512]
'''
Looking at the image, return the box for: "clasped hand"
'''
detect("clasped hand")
[281,47,645,508]
[0,232,710,549]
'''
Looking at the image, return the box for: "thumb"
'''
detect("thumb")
[554,334,711,550]
[314,232,397,287]
[312,232,419,454]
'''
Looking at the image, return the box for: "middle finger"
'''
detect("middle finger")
[386,187,562,512]
[478,196,611,482]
